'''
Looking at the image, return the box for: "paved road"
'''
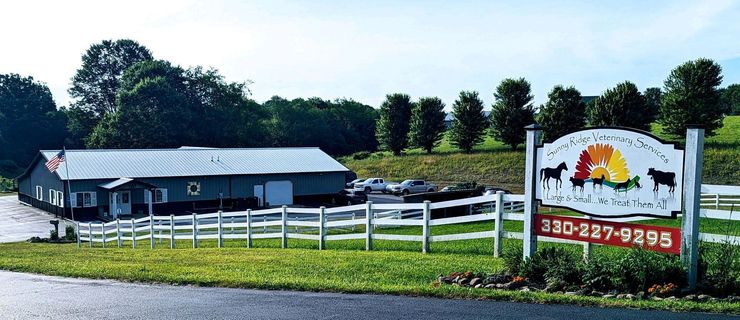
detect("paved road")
[0,195,68,242]
[0,271,735,320]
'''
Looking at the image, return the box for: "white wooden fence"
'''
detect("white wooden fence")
[77,184,740,254]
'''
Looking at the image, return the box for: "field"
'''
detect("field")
[340,116,740,193]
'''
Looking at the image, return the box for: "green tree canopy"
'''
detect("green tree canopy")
[587,81,650,131]
[69,39,153,115]
[721,84,740,115]
[660,58,726,137]
[537,85,585,142]
[643,87,662,123]
[0,74,66,176]
[490,78,536,150]
[409,97,446,153]
[449,91,487,153]
[376,93,413,155]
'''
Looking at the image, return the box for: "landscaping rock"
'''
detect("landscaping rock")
[625,294,637,300]
[652,297,663,301]
[665,296,678,301]
[564,291,579,296]
[519,286,530,292]
[602,294,616,299]
[484,284,496,289]
[459,278,469,286]
[503,281,525,290]
[474,284,482,289]
[727,296,740,303]
[616,294,626,299]
[697,294,712,302]
[636,291,645,299]
[495,283,506,289]
[470,278,482,287]
[483,275,510,285]
[591,291,605,297]
[683,294,697,301]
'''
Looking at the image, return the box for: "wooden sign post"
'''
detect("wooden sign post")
[681,126,704,289]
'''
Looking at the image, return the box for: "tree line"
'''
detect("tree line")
[377,58,737,154]
[1,39,738,178]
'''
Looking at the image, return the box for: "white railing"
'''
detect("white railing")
[77,184,740,254]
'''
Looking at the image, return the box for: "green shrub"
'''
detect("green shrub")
[64,225,77,241]
[49,229,59,241]
[351,151,371,160]
[699,241,740,296]
[613,247,685,293]
[581,252,618,291]
[502,245,523,275]
[520,247,581,285]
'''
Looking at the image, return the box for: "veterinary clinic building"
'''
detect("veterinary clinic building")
[16,147,349,220]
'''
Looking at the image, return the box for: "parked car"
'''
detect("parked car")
[353,178,393,194]
[336,189,368,205]
[441,182,511,195]
[386,180,437,195]
[346,178,364,189]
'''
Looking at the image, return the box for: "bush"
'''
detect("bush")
[502,245,523,276]
[352,151,371,160]
[49,229,59,241]
[520,247,581,285]
[64,225,77,241]
[612,247,685,293]
[699,241,740,296]
[581,252,618,292]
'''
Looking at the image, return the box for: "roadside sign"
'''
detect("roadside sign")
[535,128,684,218]
[534,214,681,254]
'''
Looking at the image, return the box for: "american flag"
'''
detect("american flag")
[45,150,65,172]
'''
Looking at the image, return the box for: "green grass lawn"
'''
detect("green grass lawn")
[2,213,738,314]
[341,116,740,192]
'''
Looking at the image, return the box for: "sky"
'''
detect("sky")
[1,0,740,110]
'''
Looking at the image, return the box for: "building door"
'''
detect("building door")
[253,185,264,207]
[111,191,132,216]
[265,181,293,206]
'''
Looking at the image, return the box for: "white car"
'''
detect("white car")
[386,180,437,195]
[353,178,393,194]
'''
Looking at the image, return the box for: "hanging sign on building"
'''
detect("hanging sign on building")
[535,128,684,218]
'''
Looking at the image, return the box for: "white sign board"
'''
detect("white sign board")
[536,128,684,218]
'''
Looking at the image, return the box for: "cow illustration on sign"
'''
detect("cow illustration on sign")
[540,162,568,189]
[646,168,677,193]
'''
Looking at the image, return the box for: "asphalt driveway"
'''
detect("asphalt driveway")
[0,195,68,242]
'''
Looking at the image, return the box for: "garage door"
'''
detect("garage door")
[265,180,293,206]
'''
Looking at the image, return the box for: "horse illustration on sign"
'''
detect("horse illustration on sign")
[540,162,568,189]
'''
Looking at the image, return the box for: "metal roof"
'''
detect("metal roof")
[40,147,349,180]
[98,178,134,189]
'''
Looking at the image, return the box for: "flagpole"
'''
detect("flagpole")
[63,146,75,222]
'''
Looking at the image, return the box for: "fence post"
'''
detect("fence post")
[263,216,267,233]
[494,191,504,257]
[158,220,163,244]
[217,210,223,248]
[131,218,136,248]
[192,212,198,248]
[682,126,704,290]
[88,222,92,248]
[101,223,106,248]
[114,219,120,248]
[170,214,175,249]
[246,209,253,249]
[76,221,81,248]
[422,200,431,254]
[319,206,326,250]
[149,216,154,249]
[352,212,356,232]
[715,194,719,209]
[523,124,542,259]
[365,201,373,251]
[281,206,288,249]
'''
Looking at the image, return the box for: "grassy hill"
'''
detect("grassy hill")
[340,116,740,193]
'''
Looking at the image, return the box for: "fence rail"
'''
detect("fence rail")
[77,185,740,254]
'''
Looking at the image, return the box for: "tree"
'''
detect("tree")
[63,106,99,148]
[0,74,66,176]
[587,81,651,131]
[660,58,727,137]
[86,60,193,148]
[449,91,487,153]
[327,99,379,155]
[537,85,585,142]
[69,39,153,116]
[721,84,740,115]
[409,97,446,153]
[264,97,336,152]
[376,93,413,155]
[490,78,536,150]
[643,87,662,123]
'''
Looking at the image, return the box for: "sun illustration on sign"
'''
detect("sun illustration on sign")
[574,143,629,182]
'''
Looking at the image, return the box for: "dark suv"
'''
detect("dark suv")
[336,189,368,206]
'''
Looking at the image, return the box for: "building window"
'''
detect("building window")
[57,191,64,208]
[72,192,97,208]
[49,189,56,205]
[154,189,167,203]
[36,186,43,200]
